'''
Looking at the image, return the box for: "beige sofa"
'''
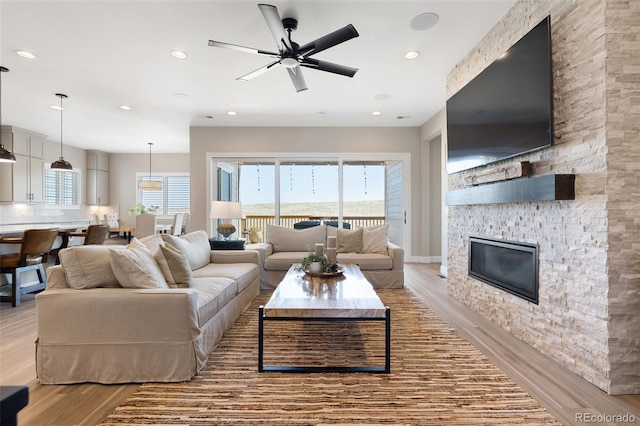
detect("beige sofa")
[254,224,404,289]
[36,230,260,384]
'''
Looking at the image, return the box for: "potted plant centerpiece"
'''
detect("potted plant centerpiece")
[297,251,339,274]
[247,226,261,243]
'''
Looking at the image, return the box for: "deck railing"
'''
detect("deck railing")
[241,215,385,241]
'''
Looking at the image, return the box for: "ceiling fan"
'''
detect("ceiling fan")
[208,3,359,92]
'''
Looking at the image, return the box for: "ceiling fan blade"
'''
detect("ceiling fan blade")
[237,61,281,81]
[298,24,359,57]
[258,4,293,53]
[300,58,358,77]
[287,66,308,92]
[208,40,279,58]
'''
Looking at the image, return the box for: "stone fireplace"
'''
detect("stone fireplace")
[446,0,640,395]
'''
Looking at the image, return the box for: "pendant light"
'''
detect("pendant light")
[51,93,72,170]
[0,66,17,163]
[138,142,162,190]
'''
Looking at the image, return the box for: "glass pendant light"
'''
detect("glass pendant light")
[138,142,162,190]
[0,66,17,163]
[51,93,72,170]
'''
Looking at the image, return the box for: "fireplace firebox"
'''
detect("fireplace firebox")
[469,237,539,304]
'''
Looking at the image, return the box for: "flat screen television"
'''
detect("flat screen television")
[446,16,553,174]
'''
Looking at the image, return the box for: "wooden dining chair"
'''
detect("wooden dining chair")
[83,224,110,245]
[0,228,59,307]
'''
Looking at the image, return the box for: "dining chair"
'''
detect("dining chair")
[181,213,190,235]
[169,213,184,236]
[134,213,156,238]
[83,224,110,245]
[0,228,59,307]
[104,212,120,238]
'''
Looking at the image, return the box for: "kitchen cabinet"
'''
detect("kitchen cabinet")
[86,150,109,205]
[0,126,45,203]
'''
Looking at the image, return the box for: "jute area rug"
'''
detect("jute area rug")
[102,289,559,425]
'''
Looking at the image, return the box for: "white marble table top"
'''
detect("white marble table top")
[263,264,386,319]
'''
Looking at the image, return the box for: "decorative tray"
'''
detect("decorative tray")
[304,265,345,277]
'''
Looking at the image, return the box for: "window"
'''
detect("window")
[45,168,81,206]
[135,174,190,217]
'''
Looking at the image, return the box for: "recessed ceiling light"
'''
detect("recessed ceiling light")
[410,13,439,31]
[119,105,132,110]
[15,50,36,59]
[372,111,382,116]
[171,50,187,59]
[227,111,237,116]
[172,93,191,100]
[404,51,420,60]
[50,105,63,111]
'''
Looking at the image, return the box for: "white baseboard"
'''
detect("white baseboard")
[406,256,442,263]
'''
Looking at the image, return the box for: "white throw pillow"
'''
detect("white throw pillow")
[362,224,389,255]
[60,245,125,289]
[109,238,168,289]
[266,224,326,252]
[163,230,210,270]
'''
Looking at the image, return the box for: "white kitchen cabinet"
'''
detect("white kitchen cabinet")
[0,126,46,203]
[86,150,109,205]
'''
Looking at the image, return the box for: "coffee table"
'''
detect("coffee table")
[258,264,390,373]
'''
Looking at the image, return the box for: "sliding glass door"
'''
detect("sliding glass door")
[210,154,409,249]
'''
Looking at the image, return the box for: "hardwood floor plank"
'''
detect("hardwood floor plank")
[1,263,638,425]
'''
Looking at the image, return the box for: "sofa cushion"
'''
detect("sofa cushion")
[60,245,125,289]
[266,224,326,252]
[337,228,363,253]
[336,253,393,270]
[164,230,211,270]
[109,238,169,289]
[155,243,192,288]
[264,251,309,271]
[190,277,237,327]
[362,224,388,255]
[138,234,165,254]
[192,262,259,293]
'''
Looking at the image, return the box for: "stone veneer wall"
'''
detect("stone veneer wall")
[446,0,639,394]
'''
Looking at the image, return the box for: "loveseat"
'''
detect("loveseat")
[254,224,404,289]
[36,230,260,384]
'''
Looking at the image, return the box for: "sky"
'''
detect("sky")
[239,164,384,205]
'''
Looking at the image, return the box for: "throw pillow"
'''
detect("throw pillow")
[60,245,126,289]
[163,230,210,270]
[337,228,363,253]
[155,242,192,288]
[266,224,326,252]
[362,224,389,255]
[109,238,168,289]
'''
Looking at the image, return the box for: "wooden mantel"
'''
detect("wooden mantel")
[446,174,576,206]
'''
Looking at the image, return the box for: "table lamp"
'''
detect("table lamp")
[210,201,242,240]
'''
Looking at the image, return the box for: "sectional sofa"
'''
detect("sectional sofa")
[35,230,260,384]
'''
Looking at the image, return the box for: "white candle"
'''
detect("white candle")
[326,247,337,264]
[327,236,337,248]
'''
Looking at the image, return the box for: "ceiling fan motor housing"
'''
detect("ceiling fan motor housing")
[282,17,298,32]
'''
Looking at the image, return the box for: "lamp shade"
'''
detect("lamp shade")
[0,144,16,163]
[139,180,162,190]
[210,201,242,219]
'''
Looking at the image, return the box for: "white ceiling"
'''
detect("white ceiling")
[0,0,514,153]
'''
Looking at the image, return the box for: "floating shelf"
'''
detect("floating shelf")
[446,174,575,206]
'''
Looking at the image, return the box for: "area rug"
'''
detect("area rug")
[101,289,559,425]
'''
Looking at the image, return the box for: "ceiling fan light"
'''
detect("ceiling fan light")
[281,57,298,68]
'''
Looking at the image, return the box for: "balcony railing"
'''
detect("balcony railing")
[241,215,385,240]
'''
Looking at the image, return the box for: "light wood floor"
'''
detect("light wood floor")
[1,263,638,425]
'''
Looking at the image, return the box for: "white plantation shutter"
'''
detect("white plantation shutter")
[45,168,80,206]
[136,174,190,216]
